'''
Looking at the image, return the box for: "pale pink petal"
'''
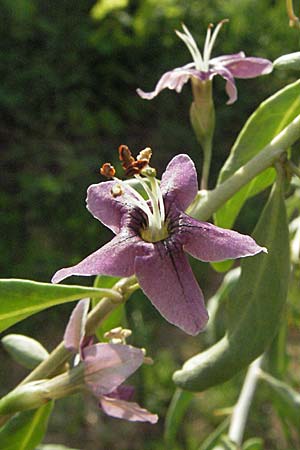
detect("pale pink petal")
[87,181,139,234]
[211,66,238,104]
[222,57,273,78]
[160,154,198,211]
[137,64,197,100]
[210,52,245,64]
[83,343,144,396]
[52,231,152,283]
[134,243,208,335]
[100,396,158,423]
[182,214,267,262]
[64,299,90,353]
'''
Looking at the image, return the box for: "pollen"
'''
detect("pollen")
[100,163,116,179]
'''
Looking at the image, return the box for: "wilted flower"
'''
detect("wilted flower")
[137,22,273,104]
[53,148,266,335]
[65,299,158,423]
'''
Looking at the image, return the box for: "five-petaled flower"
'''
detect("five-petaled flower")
[137,21,273,104]
[65,298,158,423]
[53,150,267,335]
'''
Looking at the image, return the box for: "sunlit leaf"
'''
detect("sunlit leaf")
[0,279,117,333]
[91,0,128,20]
[215,79,300,229]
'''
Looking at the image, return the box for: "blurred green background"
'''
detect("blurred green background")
[0,0,299,448]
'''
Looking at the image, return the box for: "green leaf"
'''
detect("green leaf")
[92,275,125,340]
[259,371,300,428]
[215,79,300,229]
[0,279,118,333]
[164,388,193,446]
[173,173,290,391]
[198,418,230,450]
[0,402,53,450]
[1,334,49,369]
[242,437,263,450]
[265,322,288,379]
[205,268,240,345]
[37,446,80,450]
[91,0,128,20]
[211,435,237,450]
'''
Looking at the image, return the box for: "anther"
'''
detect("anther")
[100,163,116,179]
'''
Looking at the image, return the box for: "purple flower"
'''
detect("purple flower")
[65,299,158,423]
[53,152,266,335]
[137,22,273,104]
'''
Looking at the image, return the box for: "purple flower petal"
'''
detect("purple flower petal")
[210,52,245,64]
[211,66,238,104]
[99,396,158,423]
[222,57,273,78]
[160,154,198,211]
[134,243,208,335]
[136,64,197,100]
[182,214,267,262]
[64,298,90,353]
[82,343,144,396]
[87,181,137,234]
[52,231,151,283]
[107,385,135,401]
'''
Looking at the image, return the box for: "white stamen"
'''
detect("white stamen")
[113,170,167,243]
[204,20,227,70]
[176,21,228,72]
[203,24,213,70]
[176,25,204,70]
[153,177,165,225]
[113,177,154,226]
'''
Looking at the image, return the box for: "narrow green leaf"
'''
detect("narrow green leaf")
[215,79,300,229]
[173,174,289,391]
[259,371,300,428]
[37,446,80,450]
[212,435,237,450]
[0,279,119,333]
[2,334,49,369]
[164,388,193,445]
[92,275,125,340]
[242,437,263,450]
[0,402,53,450]
[198,418,230,450]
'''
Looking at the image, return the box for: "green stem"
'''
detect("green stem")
[200,139,212,190]
[287,159,300,179]
[228,356,263,447]
[188,114,300,221]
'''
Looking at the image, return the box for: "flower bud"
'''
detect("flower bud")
[0,366,84,415]
[273,52,300,71]
[2,334,49,369]
[190,78,215,148]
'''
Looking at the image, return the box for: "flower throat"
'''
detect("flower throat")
[101,145,169,243]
